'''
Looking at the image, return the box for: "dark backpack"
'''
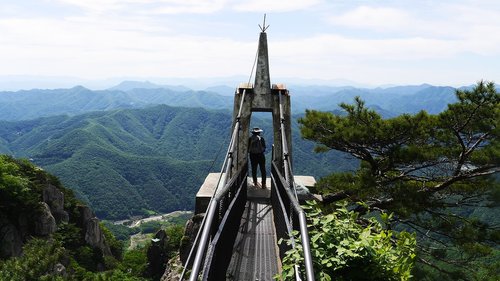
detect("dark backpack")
[249,135,264,154]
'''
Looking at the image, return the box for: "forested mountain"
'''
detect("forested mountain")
[0,86,232,121]
[0,105,354,219]
[0,82,461,121]
[1,81,494,280]
[0,81,467,220]
[0,105,229,219]
[291,84,457,114]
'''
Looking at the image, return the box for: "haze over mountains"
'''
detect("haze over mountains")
[0,75,367,92]
[0,80,466,219]
[0,80,462,121]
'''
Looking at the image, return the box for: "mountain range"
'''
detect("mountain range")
[0,81,463,122]
[0,104,354,219]
[0,81,465,219]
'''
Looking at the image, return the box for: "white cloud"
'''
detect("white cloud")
[1,0,499,86]
[141,0,228,14]
[326,3,500,56]
[442,3,500,53]
[328,6,412,32]
[0,17,256,78]
[54,0,324,14]
[232,0,322,12]
[53,0,123,13]
[55,0,324,14]
[54,0,229,14]
[266,33,494,85]
[269,34,459,75]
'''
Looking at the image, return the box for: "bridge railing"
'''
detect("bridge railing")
[183,163,248,281]
[181,89,250,281]
[270,89,315,280]
[201,163,248,281]
[271,161,315,280]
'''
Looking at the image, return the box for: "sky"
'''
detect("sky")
[1,0,499,88]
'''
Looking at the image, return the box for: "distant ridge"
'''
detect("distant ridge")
[204,85,235,96]
[107,80,191,92]
[0,81,464,121]
[0,85,232,121]
[291,84,457,115]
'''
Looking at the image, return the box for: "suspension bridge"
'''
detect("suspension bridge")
[180,26,316,281]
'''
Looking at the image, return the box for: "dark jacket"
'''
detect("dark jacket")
[248,134,266,154]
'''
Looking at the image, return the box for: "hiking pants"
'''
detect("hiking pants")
[250,153,266,185]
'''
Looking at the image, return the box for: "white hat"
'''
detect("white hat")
[251,127,263,134]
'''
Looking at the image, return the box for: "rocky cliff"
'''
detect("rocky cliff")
[1,185,112,259]
[0,155,113,261]
[155,213,204,280]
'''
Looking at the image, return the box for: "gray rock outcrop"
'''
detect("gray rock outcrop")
[43,184,69,223]
[161,255,182,281]
[0,163,116,273]
[147,229,169,279]
[53,263,67,278]
[34,202,57,236]
[179,213,204,265]
[159,213,204,280]
[78,205,112,256]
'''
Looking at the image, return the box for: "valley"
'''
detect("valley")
[114,210,192,229]
[0,102,356,219]
[112,210,193,251]
[0,81,497,280]
[0,82,466,220]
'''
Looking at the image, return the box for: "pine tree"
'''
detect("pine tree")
[298,81,499,279]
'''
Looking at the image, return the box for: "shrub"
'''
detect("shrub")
[278,201,416,281]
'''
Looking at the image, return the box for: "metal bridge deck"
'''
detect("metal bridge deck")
[226,183,280,280]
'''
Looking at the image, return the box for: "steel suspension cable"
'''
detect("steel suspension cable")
[278,90,298,199]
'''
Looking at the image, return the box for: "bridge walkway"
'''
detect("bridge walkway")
[226,179,280,280]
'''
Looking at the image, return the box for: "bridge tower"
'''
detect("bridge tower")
[186,21,316,281]
[231,27,292,176]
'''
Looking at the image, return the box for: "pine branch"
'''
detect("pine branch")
[321,190,353,204]
[417,257,457,277]
[416,245,478,279]
[398,219,449,248]
[453,129,467,176]
[428,165,499,193]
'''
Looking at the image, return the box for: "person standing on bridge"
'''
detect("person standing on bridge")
[248,127,267,189]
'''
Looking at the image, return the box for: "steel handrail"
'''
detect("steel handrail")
[187,164,247,281]
[201,171,247,280]
[184,89,248,281]
[272,161,315,280]
[274,90,315,280]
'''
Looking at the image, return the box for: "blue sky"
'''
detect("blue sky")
[1,0,499,87]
